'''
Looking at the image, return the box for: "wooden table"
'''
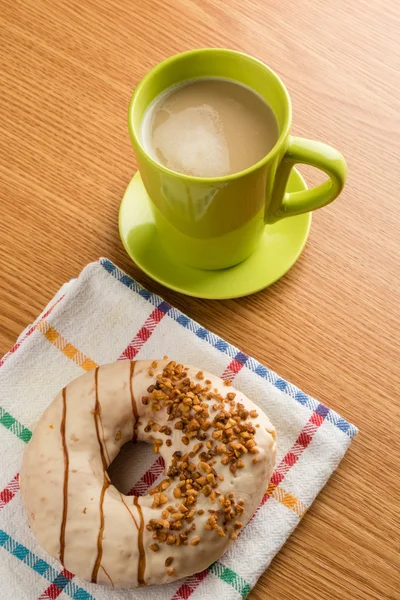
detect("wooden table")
[1,1,399,598]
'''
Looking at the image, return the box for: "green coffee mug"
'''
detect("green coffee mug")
[128,49,347,270]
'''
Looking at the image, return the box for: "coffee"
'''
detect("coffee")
[141,78,278,178]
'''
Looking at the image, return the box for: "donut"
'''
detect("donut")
[20,360,276,588]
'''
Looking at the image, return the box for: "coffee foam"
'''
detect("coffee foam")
[151,104,230,177]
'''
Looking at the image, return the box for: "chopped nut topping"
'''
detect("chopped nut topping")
[149,543,159,552]
[141,361,263,548]
[191,536,201,545]
[167,568,177,576]
[153,439,163,453]
[115,430,121,441]
[165,556,174,567]
[151,494,160,509]
[198,461,212,473]
[166,534,177,545]
[159,425,172,436]
[171,512,183,520]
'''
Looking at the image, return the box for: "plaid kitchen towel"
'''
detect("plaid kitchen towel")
[0,258,358,600]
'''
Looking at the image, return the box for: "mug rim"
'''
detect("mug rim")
[128,48,292,183]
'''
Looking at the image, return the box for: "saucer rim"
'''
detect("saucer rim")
[119,169,312,300]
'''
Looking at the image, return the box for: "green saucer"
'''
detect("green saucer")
[119,169,311,300]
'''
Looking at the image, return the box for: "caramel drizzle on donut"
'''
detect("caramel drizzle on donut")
[93,368,110,473]
[129,361,138,441]
[133,496,146,586]
[100,564,114,587]
[59,387,69,565]
[91,476,110,583]
[91,367,111,584]
[119,491,139,530]
[99,410,111,465]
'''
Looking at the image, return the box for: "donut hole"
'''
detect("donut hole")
[107,441,165,495]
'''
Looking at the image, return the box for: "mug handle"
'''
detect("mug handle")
[267,136,347,223]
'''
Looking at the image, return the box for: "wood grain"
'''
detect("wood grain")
[0,1,399,598]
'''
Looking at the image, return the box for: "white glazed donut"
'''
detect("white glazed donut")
[20,360,276,588]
